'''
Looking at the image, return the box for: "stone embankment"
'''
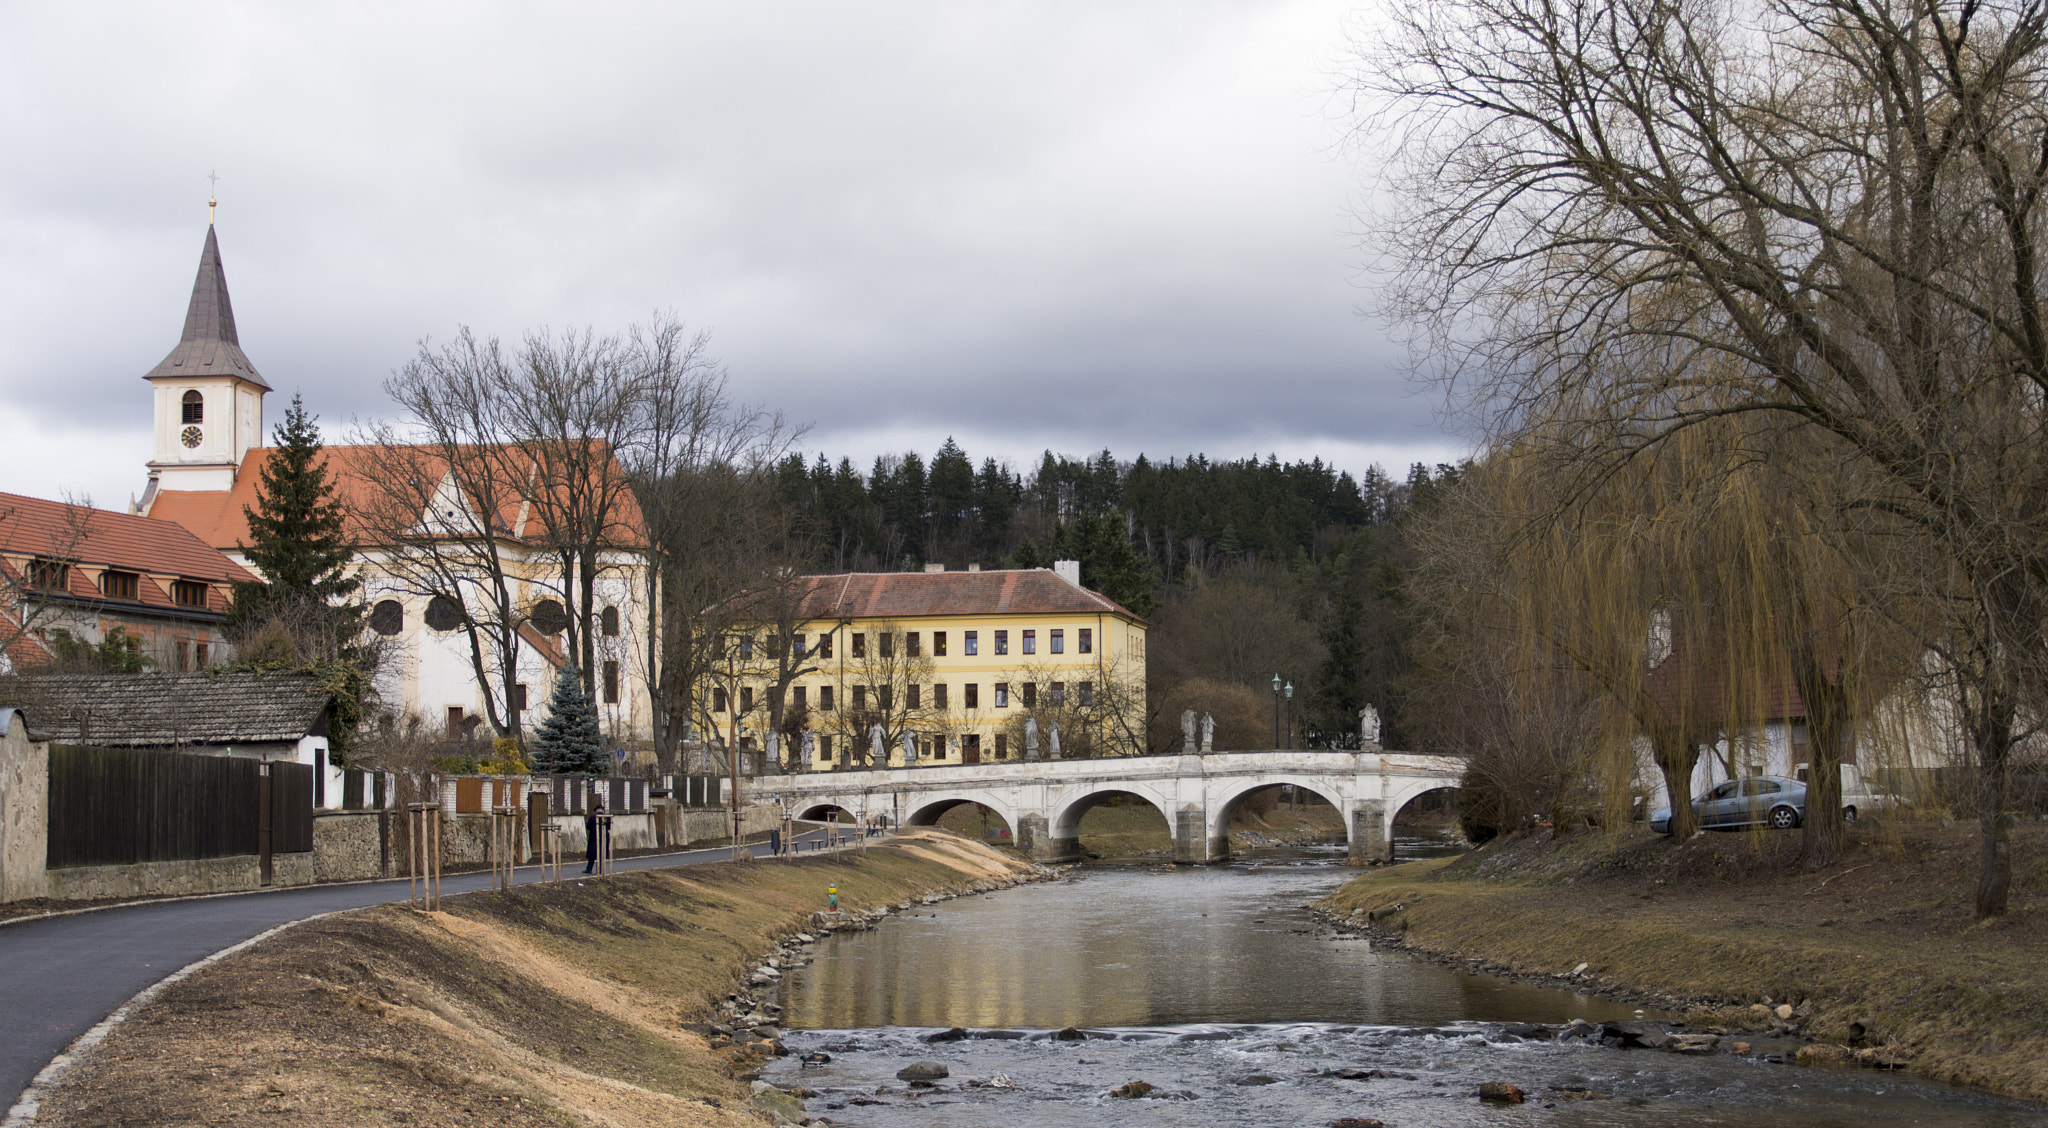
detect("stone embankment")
[1309,901,1917,1081]
[31,829,1048,1128]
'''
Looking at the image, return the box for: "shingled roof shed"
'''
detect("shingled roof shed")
[0,672,333,757]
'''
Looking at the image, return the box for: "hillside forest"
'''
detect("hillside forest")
[767,441,1463,754]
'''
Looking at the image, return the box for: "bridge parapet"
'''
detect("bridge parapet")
[748,749,1464,866]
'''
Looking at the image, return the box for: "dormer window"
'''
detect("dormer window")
[100,570,140,601]
[171,580,209,608]
[182,391,204,424]
[26,558,69,591]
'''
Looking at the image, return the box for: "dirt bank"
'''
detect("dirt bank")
[1317,821,2048,1102]
[33,829,1041,1128]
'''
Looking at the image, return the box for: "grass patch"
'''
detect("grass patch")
[1320,821,2048,1101]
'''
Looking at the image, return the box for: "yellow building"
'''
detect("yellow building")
[708,562,1147,769]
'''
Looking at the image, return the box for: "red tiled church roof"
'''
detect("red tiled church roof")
[149,443,649,554]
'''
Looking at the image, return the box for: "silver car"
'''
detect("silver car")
[1650,775,1807,833]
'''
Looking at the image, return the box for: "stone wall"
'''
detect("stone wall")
[43,853,315,901]
[313,811,392,883]
[0,722,47,903]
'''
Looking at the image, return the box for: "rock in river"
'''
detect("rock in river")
[896,1061,950,1081]
[1479,1081,1527,1103]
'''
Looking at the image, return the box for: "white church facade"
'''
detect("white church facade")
[136,222,659,745]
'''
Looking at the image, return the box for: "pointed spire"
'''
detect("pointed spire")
[143,222,270,389]
[183,225,240,346]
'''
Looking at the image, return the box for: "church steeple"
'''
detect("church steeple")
[142,223,270,389]
[143,218,271,495]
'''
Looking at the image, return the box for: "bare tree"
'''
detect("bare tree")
[1364,0,2048,915]
[623,318,802,771]
[356,332,533,738]
[998,652,1151,759]
[822,621,944,766]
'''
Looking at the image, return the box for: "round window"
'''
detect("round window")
[531,599,568,635]
[424,594,465,631]
[369,599,404,636]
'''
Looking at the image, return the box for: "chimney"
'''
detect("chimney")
[967,563,981,572]
[1053,559,1081,587]
[924,563,946,573]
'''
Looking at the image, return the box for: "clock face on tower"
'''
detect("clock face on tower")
[180,426,203,449]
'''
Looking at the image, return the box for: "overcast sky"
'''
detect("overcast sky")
[0,1,1462,510]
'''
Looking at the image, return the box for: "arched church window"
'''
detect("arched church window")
[601,605,620,637]
[531,599,568,635]
[424,595,465,631]
[369,599,404,636]
[181,390,204,424]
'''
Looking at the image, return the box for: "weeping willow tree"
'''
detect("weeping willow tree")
[1408,413,1927,866]
[1363,0,2048,915]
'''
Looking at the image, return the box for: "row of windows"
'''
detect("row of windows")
[53,564,210,608]
[371,597,622,638]
[790,731,1044,764]
[461,662,625,732]
[712,680,1094,714]
[764,627,1095,660]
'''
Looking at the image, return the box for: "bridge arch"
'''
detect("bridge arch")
[1047,785,1174,844]
[903,796,1019,841]
[1208,777,1350,863]
[1392,784,1461,825]
[796,803,859,823]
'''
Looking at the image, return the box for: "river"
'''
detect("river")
[766,841,2048,1127]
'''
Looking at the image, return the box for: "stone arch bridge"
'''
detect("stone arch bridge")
[752,750,1464,865]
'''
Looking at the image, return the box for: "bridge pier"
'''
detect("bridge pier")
[1172,805,1226,864]
[1017,812,1081,863]
[1348,800,1393,866]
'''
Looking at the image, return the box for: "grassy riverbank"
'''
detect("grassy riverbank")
[1320,821,2048,1101]
[35,830,1038,1128]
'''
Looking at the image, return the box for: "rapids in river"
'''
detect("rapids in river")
[766,841,2048,1127]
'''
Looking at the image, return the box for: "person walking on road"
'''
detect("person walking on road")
[583,793,607,874]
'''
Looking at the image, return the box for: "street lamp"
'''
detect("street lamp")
[1284,681,1294,751]
[1271,673,1282,749]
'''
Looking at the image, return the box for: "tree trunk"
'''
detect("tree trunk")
[1654,732,1699,838]
[1970,688,2016,920]
[1792,643,1850,872]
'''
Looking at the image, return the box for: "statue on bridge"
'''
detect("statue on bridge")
[1181,709,1197,754]
[801,730,816,769]
[1048,722,1062,759]
[1024,717,1040,761]
[1360,704,1382,749]
[1201,712,1215,754]
[869,723,886,766]
[765,728,780,769]
[903,730,918,765]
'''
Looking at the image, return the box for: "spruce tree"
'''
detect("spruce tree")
[532,663,605,775]
[240,395,358,600]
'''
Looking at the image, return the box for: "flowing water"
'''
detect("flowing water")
[767,840,2048,1127]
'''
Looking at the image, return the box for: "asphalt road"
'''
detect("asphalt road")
[0,829,860,1119]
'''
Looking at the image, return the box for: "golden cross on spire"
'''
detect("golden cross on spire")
[207,170,219,223]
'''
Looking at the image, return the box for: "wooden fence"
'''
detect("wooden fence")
[46,744,313,869]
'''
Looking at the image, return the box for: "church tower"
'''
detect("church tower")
[142,219,269,494]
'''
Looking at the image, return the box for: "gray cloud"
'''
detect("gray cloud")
[0,1,1458,506]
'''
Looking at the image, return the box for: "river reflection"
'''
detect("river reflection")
[770,849,2048,1127]
[783,860,1644,1030]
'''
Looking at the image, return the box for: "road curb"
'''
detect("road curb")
[1,909,346,1128]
